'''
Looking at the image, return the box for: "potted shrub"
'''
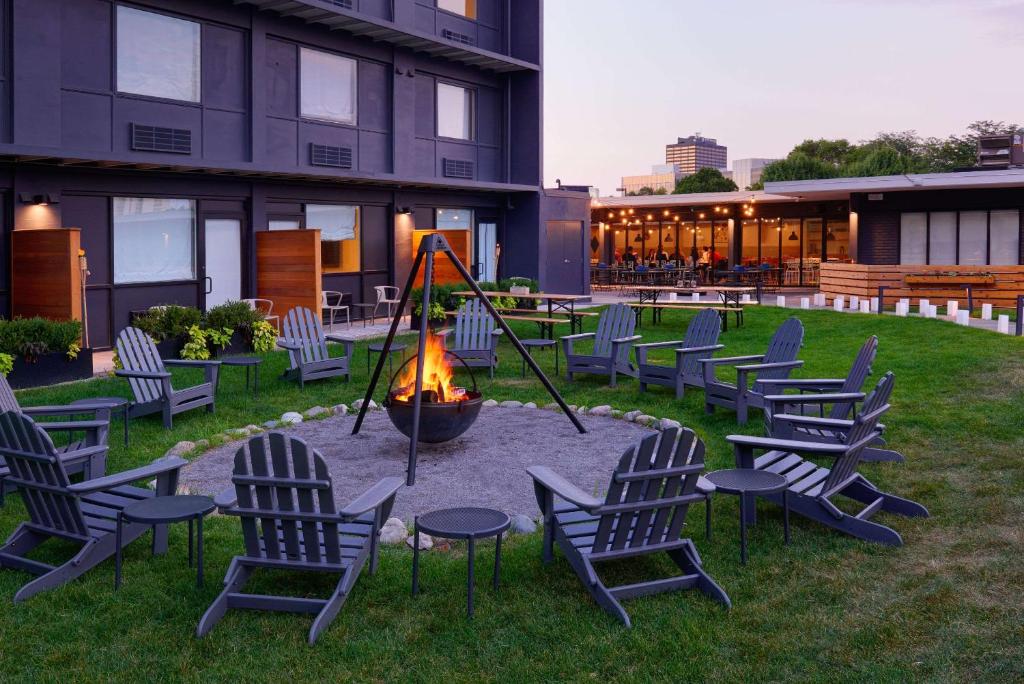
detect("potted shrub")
[499,277,540,310]
[0,317,93,389]
[133,305,202,358]
[410,284,456,331]
[203,301,264,356]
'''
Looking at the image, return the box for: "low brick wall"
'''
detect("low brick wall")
[820,263,1024,308]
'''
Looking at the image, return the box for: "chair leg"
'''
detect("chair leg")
[308,584,350,644]
[669,540,731,608]
[162,405,173,430]
[196,563,252,638]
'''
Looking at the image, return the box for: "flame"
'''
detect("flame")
[394,334,467,403]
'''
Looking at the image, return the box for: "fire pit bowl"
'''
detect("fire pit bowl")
[384,389,484,443]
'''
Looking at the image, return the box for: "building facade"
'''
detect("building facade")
[621,164,681,195]
[731,158,779,191]
[1,0,589,349]
[665,135,727,174]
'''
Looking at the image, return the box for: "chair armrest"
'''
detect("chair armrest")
[763,392,866,407]
[735,360,804,373]
[325,335,356,344]
[764,378,846,390]
[611,335,643,345]
[560,332,595,342]
[773,414,856,431]
[634,340,685,350]
[340,476,404,521]
[435,328,453,337]
[696,475,715,495]
[490,329,504,336]
[726,434,848,456]
[276,338,301,351]
[527,466,602,512]
[676,344,725,356]
[67,456,187,495]
[115,369,171,380]
[21,405,110,419]
[164,359,221,368]
[214,487,237,510]
[37,420,109,432]
[699,354,764,366]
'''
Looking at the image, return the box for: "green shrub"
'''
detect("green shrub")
[204,301,261,332]
[410,284,460,322]
[134,305,202,341]
[180,325,211,360]
[0,318,83,359]
[0,353,13,376]
[250,320,277,353]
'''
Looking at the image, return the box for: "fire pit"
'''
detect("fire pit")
[384,335,483,443]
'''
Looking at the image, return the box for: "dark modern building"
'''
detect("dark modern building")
[665,135,727,174]
[1,0,589,349]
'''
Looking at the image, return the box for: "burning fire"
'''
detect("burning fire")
[394,334,468,403]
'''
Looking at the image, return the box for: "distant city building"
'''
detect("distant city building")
[731,158,780,190]
[621,164,683,195]
[666,135,728,174]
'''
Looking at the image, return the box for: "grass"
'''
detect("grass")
[1,307,1023,682]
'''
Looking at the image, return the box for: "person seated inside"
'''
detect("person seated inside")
[623,246,637,267]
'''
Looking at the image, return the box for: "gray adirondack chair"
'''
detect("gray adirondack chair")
[197,433,402,644]
[278,306,355,388]
[728,373,928,546]
[701,317,804,424]
[636,308,724,399]
[762,336,902,463]
[528,427,730,627]
[561,303,642,386]
[0,374,109,506]
[437,298,502,378]
[116,327,220,429]
[0,412,184,602]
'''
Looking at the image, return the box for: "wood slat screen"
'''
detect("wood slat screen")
[256,229,322,321]
[11,228,82,323]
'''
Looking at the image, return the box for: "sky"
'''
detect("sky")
[543,0,1024,195]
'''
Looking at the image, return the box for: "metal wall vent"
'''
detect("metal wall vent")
[130,124,191,154]
[441,29,475,46]
[326,0,353,9]
[443,158,474,179]
[310,143,353,169]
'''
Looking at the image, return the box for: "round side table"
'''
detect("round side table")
[219,356,263,398]
[704,469,790,565]
[367,342,408,376]
[412,507,511,618]
[520,339,558,377]
[115,495,216,590]
[70,396,130,447]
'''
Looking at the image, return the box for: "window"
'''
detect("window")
[116,6,201,102]
[436,208,473,230]
[900,210,1021,265]
[300,47,357,125]
[268,219,301,231]
[113,198,196,283]
[307,204,360,273]
[437,0,477,19]
[437,83,473,140]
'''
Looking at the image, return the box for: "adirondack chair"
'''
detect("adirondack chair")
[761,336,902,463]
[561,303,642,387]
[636,308,724,399]
[528,427,730,627]
[0,412,184,602]
[278,307,355,388]
[727,373,928,546]
[197,433,402,644]
[0,374,109,506]
[437,298,502,378]
[116,327,220,429]
[701,317,804,424]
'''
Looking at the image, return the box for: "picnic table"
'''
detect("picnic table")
[626,302,745,331]
[630,285,759,308]
[445,311,569,340]
[455,291,591,334]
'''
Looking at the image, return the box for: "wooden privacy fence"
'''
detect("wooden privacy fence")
[819,263,1024,308]
[255,229,322,321]
[11,228,82,322]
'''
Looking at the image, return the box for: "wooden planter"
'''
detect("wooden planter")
[7,349,94,389]
[904,274,997,286]
[212,330,251,357]
[155,337,185,360]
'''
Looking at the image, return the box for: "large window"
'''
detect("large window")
[300,48,357,125]
[900,210,1021,265]
[113,198,196,284]
[307,204,360,273]
[437,0,477,19]
[437,83,474,140]
[116,6,201,102]
[436,208,474,230]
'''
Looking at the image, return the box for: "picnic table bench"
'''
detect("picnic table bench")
[446,312,569,339]
[627,302,746,331]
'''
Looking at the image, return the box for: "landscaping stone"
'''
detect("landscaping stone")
[303,406,330,419]
[352,399,378,412]
[166,441,195,457]
[589,405,612,416]
[567,405,578,413]
[623,410,643,422]
[523,402,537,409]
[379,517,408,545]
[280,411,303,425]
[544,403,560,411]
[660,418,682,431]
[636,415,657,426]
[509,514,536,534]
[332,404,349,416]
[483,399,499,407]
[243,424,261,434]
[407,533,434,550]
[262,420,279,429]
[227,428,249,439]
[499,400,523,408]
[194,439,210,451]
[610,410,624,419]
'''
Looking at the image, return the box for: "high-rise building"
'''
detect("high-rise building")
[731,158,780,190]
[665,135,728,174]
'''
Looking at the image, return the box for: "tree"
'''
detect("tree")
[653,187,668,195]
[758,152,840,185]
[790,138,854,168]
[674,168,738,194]
[626,186,656,196]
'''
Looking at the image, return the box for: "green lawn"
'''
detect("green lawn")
[1,307,1022,682]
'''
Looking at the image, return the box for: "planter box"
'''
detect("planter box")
[7,349,94,389]
[212,330,251,357]
[904,274,997,286]
[155,337,185,360]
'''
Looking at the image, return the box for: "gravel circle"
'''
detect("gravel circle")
[180,408,658,521]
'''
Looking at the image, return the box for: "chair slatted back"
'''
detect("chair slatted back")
[282,307,329,368]
[452,299,495,351]
[679,309,722,378]
[116,327,171,404]
[229,433,342,565]
[821,372,895,494]
[0,374,21,413]
[754,317,804,384]
[590,428,705,554]
[830,336,878,420]
[0,412,88,538]
[593,303,636,360]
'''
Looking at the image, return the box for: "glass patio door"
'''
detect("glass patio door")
[476,220,498,282]
[203,218,242,308]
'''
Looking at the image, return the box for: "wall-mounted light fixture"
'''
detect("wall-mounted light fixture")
[18,193,59,206]
[396,206,413,215]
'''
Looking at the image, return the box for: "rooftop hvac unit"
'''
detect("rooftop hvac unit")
[976,133,1024,167]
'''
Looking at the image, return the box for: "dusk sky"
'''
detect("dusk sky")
[543,0,1024,195]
